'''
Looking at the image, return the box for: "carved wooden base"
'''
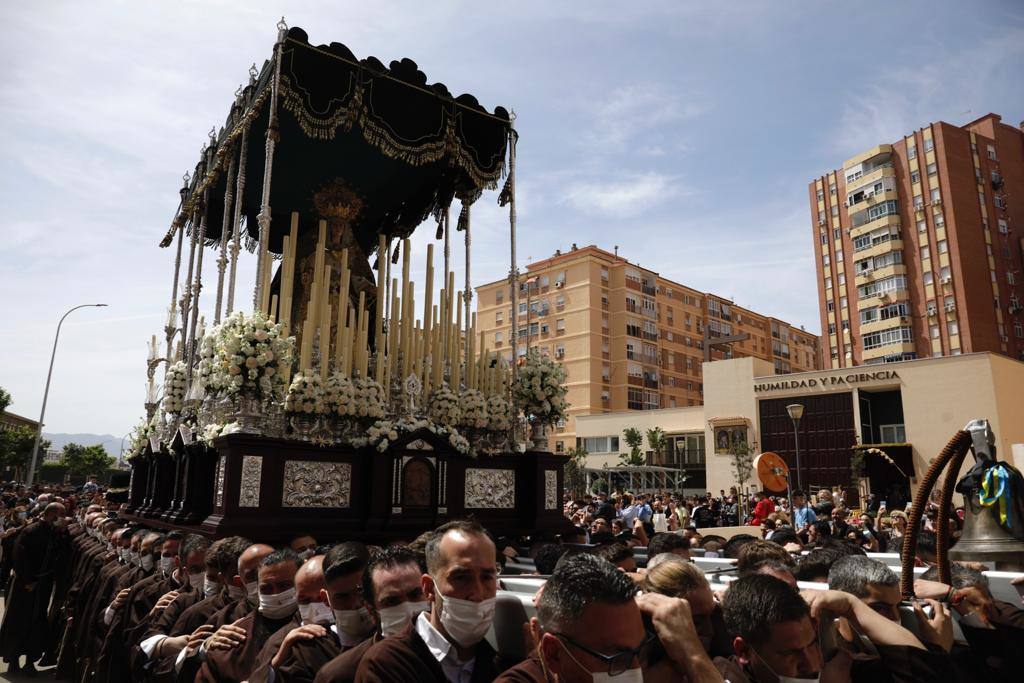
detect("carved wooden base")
[123,430,572,543]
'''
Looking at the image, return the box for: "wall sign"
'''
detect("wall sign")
[754,370,899,393]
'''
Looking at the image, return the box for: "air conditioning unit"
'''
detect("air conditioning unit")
[1001,335,1009,343]
[940,276,952,284]
[927,308,937,317]
[554,281,564,288]
[818,219,826,226]
[945,303,956,312]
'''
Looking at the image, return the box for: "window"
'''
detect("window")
[908,145,917,159]
[935,214,944,229]
[540,323,549,335]
[833,228,841,241]
[555,343,564,358]
[924,137,934,152]
[923,271,933,285]
[840,296,848,309]
[948,320,959,336]
[920,245,930,260]
[940,266,951,281]
[857,275,908,298]
[917,219,926,233]
[540,275,549,287]
[601,267,609,281]
[496,289,504,304]
[820,233,828,245]
[494,331,503,343]
[519,302,527,314]
[556,318,566,331]
[822,253,830,267]
[862,326,913,349]
[927,162,937,176]
[825,277,832,290]
[1009,272,1017,285]
[910,171,920,184]
[555,271,566,285]
[582,436,620,453]
[880,424,907,443]
[998,219,1009,235]
[931,187,941,202]
[930,325,939,339]
[816,189,824,200]
[1016,322,1023,339]
[828,322,836,335]
[937,239,948,254]
[627,388,643,410]
[838,272,846,285]
[914,194,924,209]
[987,145,997,161]
[830,185,837,195]
[836,249,844,262]
[555,441,564,453]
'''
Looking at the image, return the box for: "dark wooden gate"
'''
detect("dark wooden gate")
[758,393,856,491]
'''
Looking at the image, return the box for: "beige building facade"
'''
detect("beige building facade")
[475,245,821,454]
[576,352,1024,502]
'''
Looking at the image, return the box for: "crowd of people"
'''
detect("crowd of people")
[565,487,925,554]
[0,479,1021,682]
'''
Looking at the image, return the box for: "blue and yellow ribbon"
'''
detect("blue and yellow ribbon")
[979,464,1015,529]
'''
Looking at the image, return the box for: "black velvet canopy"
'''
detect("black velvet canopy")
[161,26,512,256]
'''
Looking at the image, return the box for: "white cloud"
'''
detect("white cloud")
[563,172,686,217]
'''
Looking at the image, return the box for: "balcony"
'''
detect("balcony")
[851,213,900,239]
[860,314,911,335]
[642,284,657,296]
[862,341,916,362]
[628,375,643,386]
[625,279,642,292]
[857,288,910,311]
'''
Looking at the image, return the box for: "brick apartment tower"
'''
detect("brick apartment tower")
[475,245,821,453]
[810,113,1024,368]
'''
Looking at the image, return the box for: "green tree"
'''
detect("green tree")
[619,427,646,466]
[729,439,756,521]
[0,425,49,480]
[564,447,589,499]
[60,443,114,475]
[646,427,667,466]
[0,386,11,415]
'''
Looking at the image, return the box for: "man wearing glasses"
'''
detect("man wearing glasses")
[497,553,721,682]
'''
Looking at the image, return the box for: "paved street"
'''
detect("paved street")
[0,594,57,682]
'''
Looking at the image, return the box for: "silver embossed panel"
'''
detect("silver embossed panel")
[214,456,225,508]
[282,460,352,508]
[238,455,263,508]
[545,470,558,510]
[465,468,515,509]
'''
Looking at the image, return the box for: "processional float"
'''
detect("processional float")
[123,20,571,542]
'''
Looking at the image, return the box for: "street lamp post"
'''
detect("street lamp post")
[26,304,108,486]
[786,403,805,494]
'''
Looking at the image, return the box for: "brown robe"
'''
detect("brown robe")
[250,625,352,683]
[354,618,498,683]
[493,653,547,682]
[196,610,300,682]
[141,592,237,683]
[0,520,58,662]
[314,633,381,683]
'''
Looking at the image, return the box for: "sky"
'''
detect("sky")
[2,0,1023,439]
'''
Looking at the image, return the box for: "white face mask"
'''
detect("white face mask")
[245,580,260,605]
[188,572,206,590]
[298,601,335,626]
[130,551,142,567]
[333,605,376,637]
[378,600,430,637]
[119,548,130,563]
[203,577,220,599]
[141,554,155,572]
[436,592,495,648]
[227,582,247,601]
[259,586,298,619]
[160,556,175,576]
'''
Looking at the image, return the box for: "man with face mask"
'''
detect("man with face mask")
[719,574,937,683]
[0,502,63,674]
[355,520,499,682]
[316,545,429,682]
[137,536,251,683]
[247,554,338,683]
[288,532,319,561]
[197,548,302,682]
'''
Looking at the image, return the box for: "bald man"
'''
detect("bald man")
[0,502,64,674]
[248,554,336,683]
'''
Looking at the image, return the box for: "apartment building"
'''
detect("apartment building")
[475,245,820,454]
[810,112,1024,368]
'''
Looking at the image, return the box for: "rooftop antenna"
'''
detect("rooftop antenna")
[614,245,619,257]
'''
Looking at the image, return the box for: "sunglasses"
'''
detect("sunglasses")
[551,631,656,676]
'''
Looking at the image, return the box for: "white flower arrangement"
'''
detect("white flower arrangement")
[512,350,568,425]
[162,361,188,415]
[200,421,241,446]
[284,370,324,414]
[324,373,356,416]
[354,377,387,419]
[353,416,472,456]
[427,386,461,427]
[485,395,514,431]
[459,389,488,429]
[199,310,294,400]
[124,415,157,462]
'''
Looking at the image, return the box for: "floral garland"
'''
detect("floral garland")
[198,311,294,399]
[353,417,471,455]
[162,361,188,415]
[324,373,356,416]
[427,386,461,427]
[200,421,241,447]
[511,350,568,425]
[486,394,514,431]
[285,370,324,414]
[354,377,387,419]
[459,389,488,429]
